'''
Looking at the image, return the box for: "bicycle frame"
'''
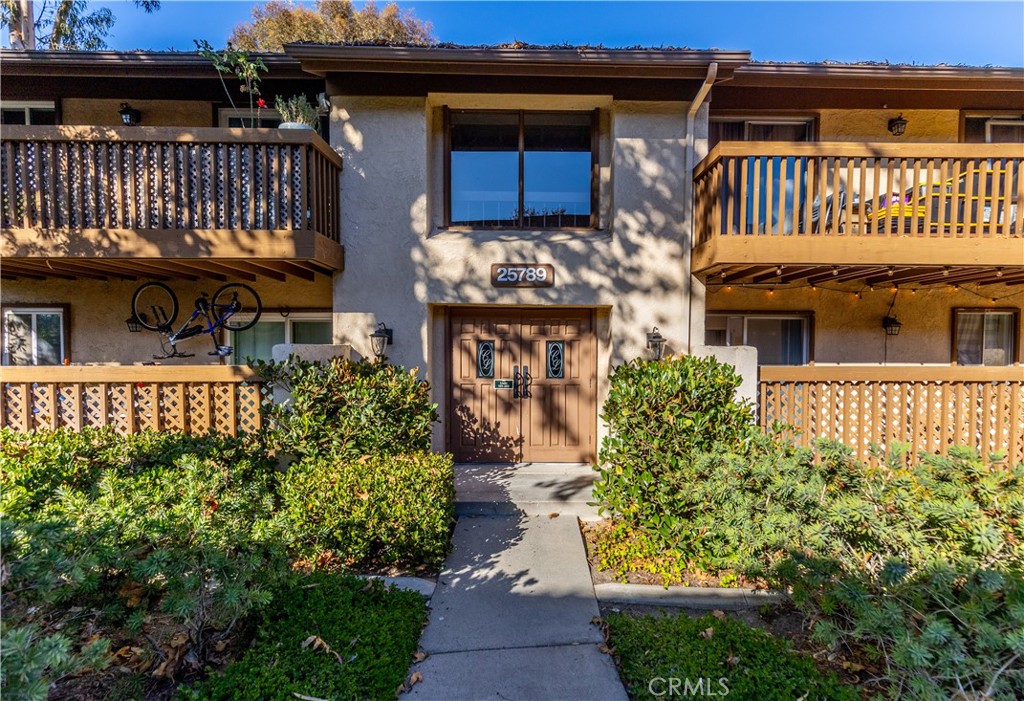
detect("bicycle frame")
[156,296,240,359]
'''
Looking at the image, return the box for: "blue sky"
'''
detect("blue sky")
[10,1,1024,66]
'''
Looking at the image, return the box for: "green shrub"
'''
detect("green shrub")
[608,611,857,701]
[593,355,755,526]
[253,356,439,461]
[1,429,289,694]
[780,562,1024,700]
[179,573,426,701]
[0,624,109,701]
[280,452,454,569]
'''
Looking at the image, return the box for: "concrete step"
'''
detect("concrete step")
[455,462,603,520]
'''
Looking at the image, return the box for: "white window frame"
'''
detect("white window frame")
[985,118,1024,143]
[226,312,332,360]
[953,309,1018,366]
[217,107,283,128]
[0,100,57,125]
[743,119,815,141]
[706,312,812,365]
[2,306,67,366]
[709,116,816,143]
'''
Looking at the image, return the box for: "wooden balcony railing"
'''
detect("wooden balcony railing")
[0,366,267,436]
[759,366,1024,465]
[1,126,342,254]
[692,143,1023,274]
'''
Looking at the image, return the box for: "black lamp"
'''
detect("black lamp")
[887,113,907,137]
[882,316,903,336]
[369,322,393,359]
[646,327,667,360]
[125,313,144,333]
[118,102,141,126]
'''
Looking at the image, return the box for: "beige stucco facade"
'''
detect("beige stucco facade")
[328,94,707,450]
[2,276,332,365]
[709,284,1023,365]
[817,108,961,142]
[61,98,214,128]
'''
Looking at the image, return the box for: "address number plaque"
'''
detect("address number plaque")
[490,264,555,288]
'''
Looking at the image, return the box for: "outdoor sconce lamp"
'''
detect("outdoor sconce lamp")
[118,102,141,126]
[882,316,903,336]
[646,327,667,361]
[887,113,908,137]
[369,322,393,359]
[125,313,144,333]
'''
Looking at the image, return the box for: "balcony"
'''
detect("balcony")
[1,126,343,282]
[692,143,1023,286]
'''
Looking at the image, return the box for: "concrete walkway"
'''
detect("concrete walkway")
[403,464,627,701]
[455,462,603,521]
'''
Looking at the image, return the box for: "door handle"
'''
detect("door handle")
[513,365,520,399]
[522,365,530,399]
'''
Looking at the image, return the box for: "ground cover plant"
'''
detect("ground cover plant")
[179,573,426,701]
[1,357,452,700]
[592,355,1024,700]
[606,611,857,701]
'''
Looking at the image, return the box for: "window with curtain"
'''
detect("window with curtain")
[955,310,1017,366]
[963,116,1024,143]
[705,313,810,365]
[2,306,67,365]
[229,314,332,362]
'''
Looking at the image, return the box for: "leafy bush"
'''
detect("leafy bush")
[595,408,1024,700]
[1,428,289,695]
[179,573,426,701]
[607,611,857,701]
[593,355,755,527]
[253,356,439,461]
[280,452,454,569]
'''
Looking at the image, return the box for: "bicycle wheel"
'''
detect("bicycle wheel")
[131,281,178,332]
[211,283,262,331]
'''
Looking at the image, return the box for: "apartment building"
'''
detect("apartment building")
[2,46,1022,462]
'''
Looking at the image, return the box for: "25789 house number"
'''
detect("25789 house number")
[491,264,555,288]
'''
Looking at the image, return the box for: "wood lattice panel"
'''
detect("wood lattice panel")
[1,366,267,436]
[760,367,1024,465]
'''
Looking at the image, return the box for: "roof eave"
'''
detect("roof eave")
[283,44,750,80]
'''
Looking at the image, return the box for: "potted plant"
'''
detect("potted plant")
[275,94,320,130]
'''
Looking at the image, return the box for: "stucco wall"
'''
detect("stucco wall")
[330,94,695,451]
[818,109,960,143]
[61,98,213,127]
[708,284,1023,365]
[2,275,332,365]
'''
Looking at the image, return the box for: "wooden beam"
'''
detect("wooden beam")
[2,229,345,272]
[8,259,110,281]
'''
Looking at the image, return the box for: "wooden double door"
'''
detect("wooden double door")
[449,308,597,463]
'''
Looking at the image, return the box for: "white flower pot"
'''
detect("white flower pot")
[278,122,315,130]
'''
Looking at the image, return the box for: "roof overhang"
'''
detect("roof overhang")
[284,44,750,81]
[0,49,309,79]
[731,62,1024,93]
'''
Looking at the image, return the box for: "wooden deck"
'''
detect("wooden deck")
[0,365,266,436]
[693,143,1024,286]
[1,126,343,281]
[759,365,1024,464]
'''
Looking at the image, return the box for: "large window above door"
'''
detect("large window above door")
[445,110,597,230]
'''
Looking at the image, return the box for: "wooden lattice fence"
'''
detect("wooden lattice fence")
[0,366,267,436]
[760,366,1024,465]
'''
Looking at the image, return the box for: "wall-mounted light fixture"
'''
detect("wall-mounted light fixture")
[646,326,667,361]
[887,113,908,137]
[369,322,393,360]
[882,316,903,336]
[125,313,144,333]
[118,102,141,126]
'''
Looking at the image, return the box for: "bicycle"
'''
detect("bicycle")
[130,282,263,359]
